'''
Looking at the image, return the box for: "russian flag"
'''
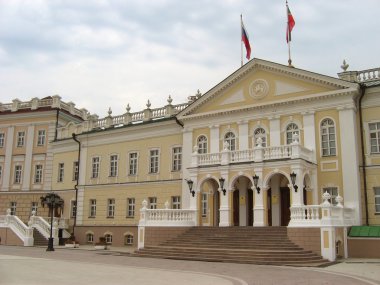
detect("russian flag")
[241,19,251,60]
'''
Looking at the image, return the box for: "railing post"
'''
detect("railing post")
[191,146,199,167]
[221,142,230,165]
[138,200,148,249]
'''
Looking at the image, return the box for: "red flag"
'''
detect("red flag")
[241,19,251,60]
[286,3,295,43]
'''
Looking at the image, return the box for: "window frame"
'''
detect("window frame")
[320,118,337,156]
[89,199,97,218]
[91,156,100,179]
[105,234,113,244]
[14,165,22,184]
[149,149,159,174]
[148,197,157,209]
[37,129,46,146]
[86,233,94,243]
[31,202,38,215]
[171,146,182,172]
[224,131,236,151]
[201,193,207,217]
[70,200,77,218]
[73,161,79,181]
[107,198,115,218]
[0,132,5,148]
[253,127,267,147]
[286,123,300,145]
[125,234,134,246]
[58,163,64,182]
[323,187,339,206]
[17,131,25,147]
[109,154,118,177]
[369,122,380,154]
[34,164,43,184]
[127,198,135,217]
[374,187,380,213]
[128,152,138,176]
[197,135,208,154]
[10,202,17,215]
[171,196,181,209]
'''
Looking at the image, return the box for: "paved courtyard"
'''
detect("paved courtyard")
[0,246,379,285]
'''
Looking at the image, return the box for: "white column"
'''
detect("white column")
[22,125,35,191]
[269,116,281,146]
[238,121,249,150]
[189,174,199,226]
[2,126,14,191]
[76,187,85,225]
[219,170,231,227]
[182,128,193,210]
[253,167,265,226]
[239,179,248,226]
[338,106,361,225]
[302,111,316,161]
[290,166,303,206]
[210,125,219,153]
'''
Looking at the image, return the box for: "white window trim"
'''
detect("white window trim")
[128,151,139,176]
[374,187,380,214]
[0,132,5,148]
[58,162,64,182]
[196,135,208,154]
[37,129,46,146]
[109,154,119,177]
[107,198,116,218]
[34,163,43,184]
[16,131,26,147]
[319,117,338,157]
[281,119,303,145]
[171,145,182,172]
[91,156,101,179]
[366,121,380,155]
[148,148,160,174]
[322,186,340,206]
[252,126,268,147]
[14,163,23,184]
[89,199,97,218]
[127,198,135,217]
[221,129,238,151]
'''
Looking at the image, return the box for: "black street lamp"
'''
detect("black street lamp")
[40,193,64,251]
[252,174,260,194]
[219,177,226,196]
[290,172,298,192]
[185,179,195,197]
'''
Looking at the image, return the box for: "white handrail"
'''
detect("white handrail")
[0,213,34,246]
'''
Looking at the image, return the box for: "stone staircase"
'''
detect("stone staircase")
[33,230,48,246]
[134,227,331,267]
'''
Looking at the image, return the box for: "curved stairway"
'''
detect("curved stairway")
[134,227,332,267]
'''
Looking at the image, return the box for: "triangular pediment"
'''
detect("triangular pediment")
[178,58,358,119]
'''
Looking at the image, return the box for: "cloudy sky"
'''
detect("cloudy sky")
[0,0,379,117]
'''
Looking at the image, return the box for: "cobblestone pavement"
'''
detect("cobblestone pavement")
[0,246,379,285]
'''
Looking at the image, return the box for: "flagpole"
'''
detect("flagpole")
[286,1,293,67]
[240,14,243,67]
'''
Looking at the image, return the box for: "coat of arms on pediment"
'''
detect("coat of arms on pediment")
[249,79,269,99]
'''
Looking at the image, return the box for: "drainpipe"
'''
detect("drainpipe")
[358,83,369,226]
[72,133,81,236]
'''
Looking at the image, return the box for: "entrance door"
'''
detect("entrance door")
[280,187,291,226]
[267,188,272,226]
[233,190,239,226]
[213,191,220,226]
[247,188,253,226]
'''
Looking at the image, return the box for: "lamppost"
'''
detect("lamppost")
[252,174,260,194]
[290,172,298,192]
[40,193,64,251]
[185,179,195,197]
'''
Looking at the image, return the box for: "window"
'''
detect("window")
[37,130,46,146]
[34,165,43,183]
[73,161,79,181]
[197,135,208,154]
[14,165,22,184]
[149,197,157,209]
[124,234,134,245]
[107,199,115,217]
[71,201,77,218]
[369,122,380,153]
[127,198,135,217]
[374,187,380,213]
[321,119,336,156]
[58,163,64,182]
[172,196,181,209]
[172,147,182,171]
[109,155,118,177]
[286,123,299,145]
[201,193,208,217]
[17,131,25,147]
[254,128,267,147]
[89,199,96,217]
[149,149,159,173]
[224,132,236,151]
[323,187,339,206]
[91,157,100,178]
[10,202,17,215]
[0,133,4,147]
[105,234,113,244]
[0,165,3,180]
[129,152,138,175]
[86,233,94,243]
[31,202,38,215]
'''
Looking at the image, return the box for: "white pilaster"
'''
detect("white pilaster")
[302,111,316,161]
[290,166,303,206]
[338,106,361,225]
[22,125,35,191]
[76,187,85,225]
[210,125,219,153]
[219,170,231,227]
[269,116,281,146]
[2,126,14,191]
[182,129,193,210]
[238,121,249,150]
[253,168,265,226]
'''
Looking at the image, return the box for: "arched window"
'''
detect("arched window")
[105,234,113,244]
[197,135,208,154]
[321,118,336,156]
[286,123,299,145]
[86,233,94,243]
[254,128,267,147]
[124,234,134,246]
[224,132,236,151]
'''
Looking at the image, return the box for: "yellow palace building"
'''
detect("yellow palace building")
[1,59,379,260]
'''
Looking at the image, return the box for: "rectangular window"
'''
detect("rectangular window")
[0,133,5,147]
[374,187,380,213]
[369,122,380,153]
[172,147,182,171]
[107,198,115,217]
[58,163,64,182]
[149,149,159,173]
[73,161,79,181]
[148,197,157,209]
[91,157,100,178]
[0,165,2,180]
[172,196,181,209]
[129,152,138,175]
[127,198,135,217]
[10,202,17,215]
[201,193,208,217]
[109,155,118,177]
[31,202,38,215]
[17,131,25,147]
[71,201,77,218]
[34,164,43,183]
[14,165,22,184]
[89,199,96,217]
[37,130,46,146]
[323,187,339,206]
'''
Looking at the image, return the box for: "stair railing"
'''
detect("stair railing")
[28,211,59,245]
[1,209,34,246]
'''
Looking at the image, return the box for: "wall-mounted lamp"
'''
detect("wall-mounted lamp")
[219,177,226,196]
[185,179,195,197]
[252,174,260,194]
[290,172,298,192]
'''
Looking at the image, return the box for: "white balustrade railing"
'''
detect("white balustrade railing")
[0,212,34,246]
[230,149,254,162]
[197,152,221,166]
[357,68,380,82]
[263,145,292,160]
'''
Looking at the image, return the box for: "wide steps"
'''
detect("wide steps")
[33,230,48,246]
